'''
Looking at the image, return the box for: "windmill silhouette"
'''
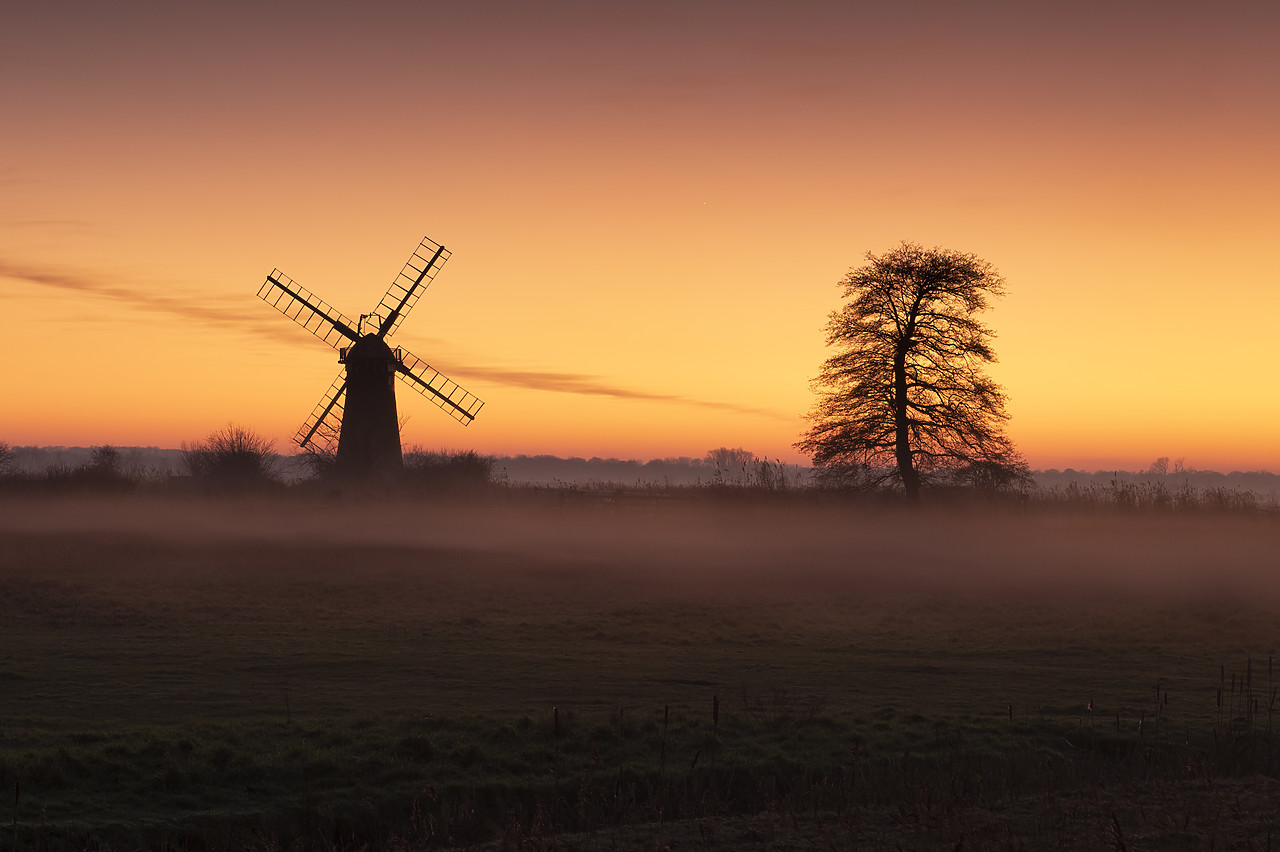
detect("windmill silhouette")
[257,237,484,476]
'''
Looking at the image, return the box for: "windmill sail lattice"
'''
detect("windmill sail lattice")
[396,352,484,424]
[257,237,483,474]
[258,272,359,348]
[295,374,347,454]
[375,241,450,338]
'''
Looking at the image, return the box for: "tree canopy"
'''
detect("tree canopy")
[796,242,1027,501]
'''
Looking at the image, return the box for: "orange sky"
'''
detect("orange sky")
[3,1,1278,471]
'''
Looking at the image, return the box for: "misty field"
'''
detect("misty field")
[2,494,1279,850]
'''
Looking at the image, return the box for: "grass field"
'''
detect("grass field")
[2,493,1279,849]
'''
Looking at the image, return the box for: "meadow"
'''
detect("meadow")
[2,492,1279,850]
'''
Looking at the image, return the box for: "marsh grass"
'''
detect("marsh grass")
[2,495,1279,849]
[1033,476,1277,514]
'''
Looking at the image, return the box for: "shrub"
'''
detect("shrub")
[71,445,136,492]
[947,460,1034,496]
[295,445,338,482]
[402,448,495,493]
[180,425,280,491]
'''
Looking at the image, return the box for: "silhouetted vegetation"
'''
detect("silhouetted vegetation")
[295,444,338,482]
[66,445,137,492]
[0,444,144,494]
[703,446,798,491]
[1033,476,1271,513]
[402,446,496,494]
[1,438,1275,512]
[797,243,1029,502]
[179,424,281,492]
[495,451,812,489]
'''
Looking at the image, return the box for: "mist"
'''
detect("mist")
[5,494,1275,608]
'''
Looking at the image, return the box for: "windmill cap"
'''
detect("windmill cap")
[341,334,398,361]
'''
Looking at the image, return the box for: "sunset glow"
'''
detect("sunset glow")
[4,1,1277,471]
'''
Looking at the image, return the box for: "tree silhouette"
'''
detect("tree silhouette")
[704,446,754,486]
[796,242,1027,502]
[88,445,122,476]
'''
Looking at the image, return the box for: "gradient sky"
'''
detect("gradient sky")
[4,1,1278,471]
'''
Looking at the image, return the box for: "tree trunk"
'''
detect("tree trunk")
[893,348,920,503]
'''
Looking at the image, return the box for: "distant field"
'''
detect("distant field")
[2,494,1278,849]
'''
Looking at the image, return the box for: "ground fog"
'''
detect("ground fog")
[4,494,1276,605]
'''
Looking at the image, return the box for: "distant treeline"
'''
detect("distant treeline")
[494,451,809,488]
[6,445,189,477]
[4,444,1277,497]
[1,446,806,487]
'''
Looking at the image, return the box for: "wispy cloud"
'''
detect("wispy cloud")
[444,365,791,420]
[1,259,309,346]
[3,258,789,419]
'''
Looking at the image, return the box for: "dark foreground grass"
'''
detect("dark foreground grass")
[1,494,1278,849]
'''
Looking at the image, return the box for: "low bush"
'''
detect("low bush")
[179,424,281,492]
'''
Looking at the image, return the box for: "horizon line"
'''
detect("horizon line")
[5,444,1277,477]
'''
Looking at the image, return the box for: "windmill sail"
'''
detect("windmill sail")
[376,238,451,338]
[396,351,484,424]
[295,373,347,452]
[259,271,360,347]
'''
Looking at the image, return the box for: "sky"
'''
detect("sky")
[3,0,1278,471]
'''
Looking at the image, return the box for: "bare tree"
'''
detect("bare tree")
[704,447,754,486]
[297,445,338,481]
[796,242,1027,502]
[74,444,136,490]
[89,445,122,475]
[0,441,13,476]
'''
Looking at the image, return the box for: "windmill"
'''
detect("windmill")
[257,237,484,477]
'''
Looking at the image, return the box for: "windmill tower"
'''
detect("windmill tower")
[257,237,484,477]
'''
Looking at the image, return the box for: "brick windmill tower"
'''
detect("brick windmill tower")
[257,237,484,477]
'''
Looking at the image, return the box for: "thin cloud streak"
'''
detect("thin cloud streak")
[0,259,305,347]
[4,259,789,420]
[446,365,791,420]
